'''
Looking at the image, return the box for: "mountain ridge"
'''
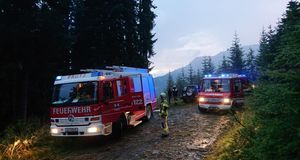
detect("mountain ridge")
[154,44,259,95]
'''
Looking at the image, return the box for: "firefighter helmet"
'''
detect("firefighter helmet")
[160,92,167,98]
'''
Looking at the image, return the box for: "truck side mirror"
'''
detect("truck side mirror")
[243,88,252,96]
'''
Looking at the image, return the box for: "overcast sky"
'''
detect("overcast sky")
[150,0,290,77]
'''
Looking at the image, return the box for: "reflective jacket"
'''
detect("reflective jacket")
[159,99,169,117]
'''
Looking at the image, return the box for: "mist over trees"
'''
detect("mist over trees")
[0,0,156,129]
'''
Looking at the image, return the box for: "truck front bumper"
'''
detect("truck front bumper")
[198,104,231,110]
[50,122,112,137]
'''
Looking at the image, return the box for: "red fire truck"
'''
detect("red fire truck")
[50,66,156,137]
[198,74,250,112]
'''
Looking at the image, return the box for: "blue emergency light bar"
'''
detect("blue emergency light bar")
[56,76,62,80]
[91,71,103,77]
[204,74,247,78]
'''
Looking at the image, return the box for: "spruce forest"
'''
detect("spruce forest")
[0,0,299,160]
[236,1,300,159]
[0,0,156,129]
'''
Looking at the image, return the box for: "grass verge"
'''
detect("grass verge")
[204,108,251,160]
[0,120,59,160]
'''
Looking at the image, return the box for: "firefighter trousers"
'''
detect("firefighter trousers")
[161,116,169,136]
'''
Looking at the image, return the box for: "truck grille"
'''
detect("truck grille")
[56,117,89,126]
[206,98,222,103]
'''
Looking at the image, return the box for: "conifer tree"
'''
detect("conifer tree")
[207,56,215,73]
[257,26,280,73]
[175,67,187,94]
[137,0,157,68]
[195,68,202,85]
[175,76,184,95]
[181,67,187,85]
[228,32,244,74]
[218,55,230,74]
[245,48,256,81]
[0,0,70,126]
[0,0,157,129]
[188,64,194,84]
[238,2,300,159]
[256,28,269,71]
[166,71,174,92]
[202,56,214,75]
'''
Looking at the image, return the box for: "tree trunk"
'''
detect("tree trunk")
[19,69,29,121]
[12,68,18,120]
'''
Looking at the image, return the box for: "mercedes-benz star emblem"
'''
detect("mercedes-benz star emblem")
[68,114,75,122]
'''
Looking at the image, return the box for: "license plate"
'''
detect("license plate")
[65,128,78,132]
[208,106,218,109]
[209,98,220,102]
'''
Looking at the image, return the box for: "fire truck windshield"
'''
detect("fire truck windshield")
[203,79,230,93]
[51,81,98,106]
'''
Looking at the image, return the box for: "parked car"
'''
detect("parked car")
[182,85,200,103]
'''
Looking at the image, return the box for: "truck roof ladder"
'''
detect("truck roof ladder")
[106,66,148,73]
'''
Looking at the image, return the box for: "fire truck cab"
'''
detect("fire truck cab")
[50,66,156,137]
[198,74,249,112]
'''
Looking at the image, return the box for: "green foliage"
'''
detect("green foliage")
[228,32,245,74]
[0,0,157,130]
[223,1,300,160]
[202,56,214,75]
[175,68,187,93]
[217,55,230,74]
[244,84,300,159]
[205,109,253,160]
[209,1,300,160]
[175,77,184,95]
[195,68,202,85]
[166,71,174,92]
[0,0,70,126]
[245,1,300,158]
[256,26,280,73]
[137,0,157,68]
[245,48,257,81]
[188,64,194,84]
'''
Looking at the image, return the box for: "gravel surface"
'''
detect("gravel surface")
[60,104,230,160]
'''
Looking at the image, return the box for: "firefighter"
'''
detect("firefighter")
[159,92,169,137]
[172,85,178,104]
[167,88,172,104]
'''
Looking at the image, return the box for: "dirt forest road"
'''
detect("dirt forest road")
[61,104,230,160]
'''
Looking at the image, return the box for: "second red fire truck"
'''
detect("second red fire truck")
[198,74,250,112]
[50,66,156,137]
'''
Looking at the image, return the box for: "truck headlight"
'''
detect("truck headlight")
[87,127,99,133]
[223,98,231,104]
[199,97,205,102]
[51,128,59,134]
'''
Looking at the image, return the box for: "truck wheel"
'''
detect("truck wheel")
[120,115,128,132]
[112,117,124,138]
[143,105,152,122]
[198,106,207,113]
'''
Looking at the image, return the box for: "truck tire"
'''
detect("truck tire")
[112,116,126,138]
[198,106,207,113]
[121,115,128,132]
[143,105,152,122]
